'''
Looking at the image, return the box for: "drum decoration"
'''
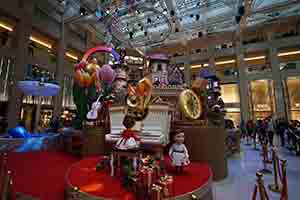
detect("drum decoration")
[179,89,202,120]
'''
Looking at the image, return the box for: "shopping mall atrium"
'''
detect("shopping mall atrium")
[1,0,300,200]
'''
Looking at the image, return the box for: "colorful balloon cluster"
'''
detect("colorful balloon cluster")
[72,46,120,127]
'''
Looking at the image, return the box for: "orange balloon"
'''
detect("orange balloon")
[137,83,145,96]
[74,70,84,87]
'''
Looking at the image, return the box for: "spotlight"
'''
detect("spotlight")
[170,10,175,16]
[60,0,66,6]
[190,14,194,18]
[144,31,148,36]
[147,18,152,24]
[129,32,134,39]
[196,14,200,21]
[79,7,86,16]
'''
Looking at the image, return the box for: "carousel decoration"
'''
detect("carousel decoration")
[18,65,60,97]
[17,65,60,133]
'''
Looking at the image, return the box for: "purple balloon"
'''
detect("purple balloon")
[97,64,116,84]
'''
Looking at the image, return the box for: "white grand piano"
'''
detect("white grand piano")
[105,105,171,147]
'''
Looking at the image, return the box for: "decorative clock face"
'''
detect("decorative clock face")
[179,89,202,120]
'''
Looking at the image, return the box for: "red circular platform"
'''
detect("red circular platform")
[66,157,213,200]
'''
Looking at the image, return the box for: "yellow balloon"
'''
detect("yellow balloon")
[86,63,100,74]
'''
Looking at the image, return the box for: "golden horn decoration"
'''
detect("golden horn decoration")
[127,95,140,108]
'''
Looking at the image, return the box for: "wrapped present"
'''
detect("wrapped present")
[139,166,155,189]
[151,184,163,200]
[158,175,174,198]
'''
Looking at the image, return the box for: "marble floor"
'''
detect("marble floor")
[214,142,300,200]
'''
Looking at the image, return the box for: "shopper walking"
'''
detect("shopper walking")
[267,117,275,147]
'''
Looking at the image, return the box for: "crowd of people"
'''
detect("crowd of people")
[240,116,300,155]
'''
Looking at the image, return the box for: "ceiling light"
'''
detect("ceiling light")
[215,60,235,65]
[278,50,300,57]
[179,67,184,70]
[244,56,266,61]
[66,52,78,61]
[29,36,52,49]
[191,64,209,69]
[80,7,86,16]
[0,22,13,32]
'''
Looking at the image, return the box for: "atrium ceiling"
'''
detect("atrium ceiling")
[46,0,300,48]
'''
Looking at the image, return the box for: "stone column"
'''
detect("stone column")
[7,6,33,128]
[53,15,66,118]
[184,58,191,87]
[236,30,250,122]
[208,45,216,73]
[268,33,286,118]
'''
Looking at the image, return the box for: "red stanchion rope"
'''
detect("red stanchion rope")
[252,185,258,200]
[280,163,288,200]
[262,184,270,200]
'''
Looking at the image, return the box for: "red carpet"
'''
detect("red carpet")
[7,151,78,200]
[67,157,212,200]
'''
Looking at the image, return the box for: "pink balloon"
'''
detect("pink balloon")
[97,64,116,84]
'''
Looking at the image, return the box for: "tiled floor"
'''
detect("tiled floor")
[214,141,300,200]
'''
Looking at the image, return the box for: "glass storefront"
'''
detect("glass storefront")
[249,79,274,120]
[286,77,300,120]
[221,83,240,126]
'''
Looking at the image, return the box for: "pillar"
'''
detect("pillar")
[267,32,286,118]
[236,28,250,122]
[7,5,33,128]
[208,45,216,73]
[184,59,191,87]
[53,15,66,118]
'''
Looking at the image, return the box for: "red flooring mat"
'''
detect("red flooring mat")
[67,157,212,200]
[7,151,78,200]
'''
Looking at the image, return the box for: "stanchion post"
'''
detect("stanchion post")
[259,143,272,174]
[280,159,288,200]
[254,172,269,200]
[268,148,282,193]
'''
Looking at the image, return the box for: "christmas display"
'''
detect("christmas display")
[65,48,223,200]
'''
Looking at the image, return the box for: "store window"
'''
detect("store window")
[0,56,13,102]
[221,83,240,127]
[286,77,300,120]
[249,80,274,120]
[62,75,76,109]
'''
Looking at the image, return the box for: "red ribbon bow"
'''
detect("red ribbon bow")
[121,129,140,141]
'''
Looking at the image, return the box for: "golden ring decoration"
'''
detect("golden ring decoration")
[179,89,202,120]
